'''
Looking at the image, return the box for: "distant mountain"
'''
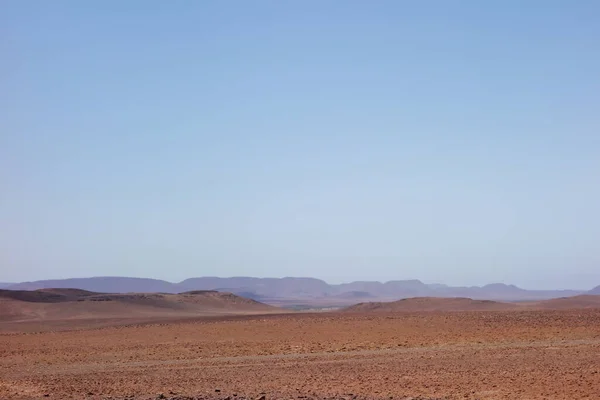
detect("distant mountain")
[179,276,331,298]
[332,281,389,295]
[424,283,583,301]
[0,282,13,289]
[426,283,449,290]
[8,277,179,294]
[331,279,432,297]
[5,276,592,304]
[333,291,375,299]
[588,285,600,295]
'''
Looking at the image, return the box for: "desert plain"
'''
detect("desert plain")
[1,290,600,400]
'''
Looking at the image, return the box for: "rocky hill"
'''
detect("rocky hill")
[0,288,279,322]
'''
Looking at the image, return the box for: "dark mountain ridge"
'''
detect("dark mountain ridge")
[6,276,593,304]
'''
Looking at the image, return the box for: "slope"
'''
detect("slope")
[0,289,280,323]
[343,295,600,313]
[528,295,600,309]
[343,297,518,312]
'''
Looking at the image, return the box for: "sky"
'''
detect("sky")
[1,1,599,289]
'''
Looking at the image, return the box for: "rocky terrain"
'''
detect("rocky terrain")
[1,308,599,399]
[85,395,444,400]
[0,288,281,324]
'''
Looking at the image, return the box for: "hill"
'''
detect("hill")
[528,295,600,310]
[0,288,98,303]
[343,297,519,312]
[0,288,279,323]
[343,295,600,313]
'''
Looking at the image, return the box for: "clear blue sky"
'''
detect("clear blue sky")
[2,1,599,289]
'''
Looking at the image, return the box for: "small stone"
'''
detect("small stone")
[215,389,221,393]
[257,395,266,400]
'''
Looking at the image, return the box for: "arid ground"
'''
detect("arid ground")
[2,307,600,400]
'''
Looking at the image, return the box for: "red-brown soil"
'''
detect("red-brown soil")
[1,309,599,400]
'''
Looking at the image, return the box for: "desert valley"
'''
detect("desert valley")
[1,277,600,400]
[5,0,599,398]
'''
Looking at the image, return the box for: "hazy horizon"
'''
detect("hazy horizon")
[3,2,599,290]
[2,273,598,292]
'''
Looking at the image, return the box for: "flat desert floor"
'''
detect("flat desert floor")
[1,310,600,400]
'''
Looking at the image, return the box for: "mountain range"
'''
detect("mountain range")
[5,276,598,306]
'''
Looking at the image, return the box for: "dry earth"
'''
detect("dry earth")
[1,309,600,400]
